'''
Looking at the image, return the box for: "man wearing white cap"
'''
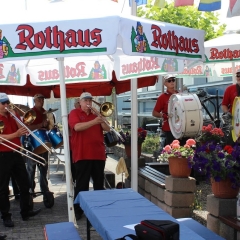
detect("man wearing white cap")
[152,74,178,146]
[69,92,110,220]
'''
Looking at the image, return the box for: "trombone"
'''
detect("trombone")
[92,100,114,117]
[5,107,57,156]
[0,122,46,166]
[8,103,36,125]
[87,101,124,142]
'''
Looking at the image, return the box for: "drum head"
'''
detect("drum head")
[168,93,203,139]
[232,97,240,142]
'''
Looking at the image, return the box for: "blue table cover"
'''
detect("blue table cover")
[75,188,205,240]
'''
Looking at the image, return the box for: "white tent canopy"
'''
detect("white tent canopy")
[0,3,205,222]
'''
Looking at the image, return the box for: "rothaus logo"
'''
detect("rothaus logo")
[15,25,102,52]
[151,25,200,54]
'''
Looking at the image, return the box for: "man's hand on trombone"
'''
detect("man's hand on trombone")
[16,127,29,137]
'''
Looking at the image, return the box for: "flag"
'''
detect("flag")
[154,0,165,8]
[129,0,147,6]
[227,0,240,17]
[174,0,194,7]
[198,0,221,11]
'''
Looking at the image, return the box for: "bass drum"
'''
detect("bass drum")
[168,93,203,139]
[232,97,240,142]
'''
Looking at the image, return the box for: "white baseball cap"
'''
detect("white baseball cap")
[0,93,9,103]
[163,74,176,80]
[80,92,93,100]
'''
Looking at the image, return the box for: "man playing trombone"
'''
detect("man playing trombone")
[69,92,110,220]
[0,93,41,227]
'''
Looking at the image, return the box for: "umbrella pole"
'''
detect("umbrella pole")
[57,58,75,223]
[131,78,138,191]
[232,62,236,84]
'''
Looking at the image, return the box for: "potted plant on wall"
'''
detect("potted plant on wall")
[119,127,147,159]
[158,139,196,178]
[191,124,240,199]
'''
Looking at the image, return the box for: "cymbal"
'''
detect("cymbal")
[43,108,58,114]
[14,104,30,117]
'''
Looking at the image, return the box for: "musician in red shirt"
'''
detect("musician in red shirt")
[152,75,179,146]
[69,92,110,220]
[0,93,40,228]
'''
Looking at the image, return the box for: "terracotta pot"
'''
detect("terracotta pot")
[211,178,239,199]
[125,144,142,159]
[168,156,191,178]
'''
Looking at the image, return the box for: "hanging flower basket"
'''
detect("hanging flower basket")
[211,178,239,199]
[168,156,191,178]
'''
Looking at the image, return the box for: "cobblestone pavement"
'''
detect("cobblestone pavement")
[1,153,122,240]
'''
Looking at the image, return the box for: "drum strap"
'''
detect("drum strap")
[236,84,240,97]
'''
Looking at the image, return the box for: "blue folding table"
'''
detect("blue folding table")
[75,188,207,240]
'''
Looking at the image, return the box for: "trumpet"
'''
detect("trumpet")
[87,105,124,142]
[92,100,114,117]
[8,103,36,125]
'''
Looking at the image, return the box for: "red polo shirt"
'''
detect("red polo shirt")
[222,84,238,114]
[30,106,46,125]
[153,90,178,131]
[0,112,21,152]
[68,108,106,163]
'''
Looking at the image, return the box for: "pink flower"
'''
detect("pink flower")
[171,140,180,147]
[172,143,180,149]
[184,144,190,148]
[164,145,172,152]
[186,139,196,146]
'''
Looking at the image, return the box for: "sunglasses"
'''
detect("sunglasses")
[0,100,10,105]
[166,78,176,83]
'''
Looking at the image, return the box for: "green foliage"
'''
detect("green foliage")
[142,134,160,153]
[138,2,226,41]
[193,190,202,211]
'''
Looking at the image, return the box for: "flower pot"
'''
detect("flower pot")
[211,178,239,199]
[168,157,191,178]
[125,144,142,159]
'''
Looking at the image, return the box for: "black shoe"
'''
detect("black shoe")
[3,218,14,227]
[0,234,6,240]
[22,208,41,221]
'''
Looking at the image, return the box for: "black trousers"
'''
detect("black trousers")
[0,151,31,219]
[73,160,105,212]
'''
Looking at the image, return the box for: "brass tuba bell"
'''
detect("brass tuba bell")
[92,100,114,117]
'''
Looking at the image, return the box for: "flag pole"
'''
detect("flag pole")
[131,0,137,16]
